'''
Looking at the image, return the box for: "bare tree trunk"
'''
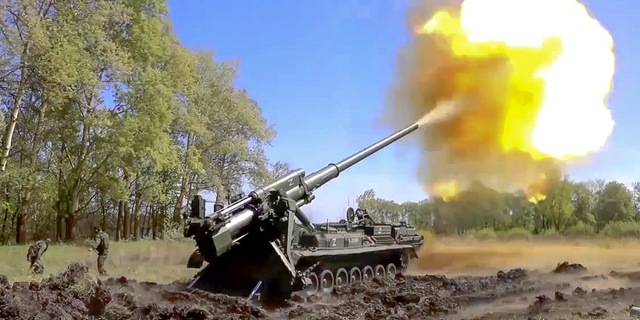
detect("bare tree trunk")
[152,205,157,240]
[160,205,168,239]
[66,122,90,242]
[66,184,81,242]
[173,174,189,223]
[116,200,123,241]
[64,212,76,241]
[173,133,192,223]
[56,159,64,242]
[123,172,130,240]
[100,193,107,230]
[1,205,8,245]
[122,201,131,240]
[141,205,149,238]
[133,173,141,240]
[18,92,48,244]
[1,47,28,172]
[56,216,63,242]
[15,201,25,244]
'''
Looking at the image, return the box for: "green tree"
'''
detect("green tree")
[596,181,634,228]
[504,190,536,231]
[571,181,596,226]
[0,0,53,172]
[401,200,433,229]
[538,179,574,232]
[249,161,296,188]
[0,0,276,244]
[170,52,274,222]
[355,189,402,223]
[631,181,640,220]
[453,181,508,231]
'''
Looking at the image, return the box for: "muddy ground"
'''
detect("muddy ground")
[2,262,640,319]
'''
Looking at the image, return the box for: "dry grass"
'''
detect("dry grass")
[410,236,640,277]
[0,240,198,283]
[4,234,640,287]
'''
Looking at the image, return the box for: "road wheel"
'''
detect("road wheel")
[362,266,374,282]
[336,268,349,287]
[386,263,397,279]
[320,269,334,293]
[374,264,386,280]
[305,272,319,294]
[349,267,362,284]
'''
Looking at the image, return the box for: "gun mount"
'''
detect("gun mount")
[183,122,425,305]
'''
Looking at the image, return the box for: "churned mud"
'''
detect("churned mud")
[2,262,640,319]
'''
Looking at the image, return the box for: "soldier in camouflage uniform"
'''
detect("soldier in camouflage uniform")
[93,227,109,276]
[27,238,51,274]
[356,208,375,227]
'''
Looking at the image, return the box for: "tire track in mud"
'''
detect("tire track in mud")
[2,262,640,319]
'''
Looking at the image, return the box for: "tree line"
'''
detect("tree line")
[355,172,640,237]
[3,0,630,245]
[0,0,294,245]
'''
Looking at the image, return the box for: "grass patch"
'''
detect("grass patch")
[412,235,640,276]
[497,227,532,240]
[469,228,497,240]
[541,229,559,236]
[563,221,596,236]
[0,240,198,283]
[5,228,639,285]
[601,221,640,237]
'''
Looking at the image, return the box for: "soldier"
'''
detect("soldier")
[229,192,246,203]
[27,238,51,274]
[93,227,109,276]
[356,208,375,227]
[361,209,375,226]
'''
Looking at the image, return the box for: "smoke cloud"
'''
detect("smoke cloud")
[383,0,562,197]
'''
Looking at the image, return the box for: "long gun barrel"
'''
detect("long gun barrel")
[185,121,421,261]
[207,122,419,218]
[304,122,419,194]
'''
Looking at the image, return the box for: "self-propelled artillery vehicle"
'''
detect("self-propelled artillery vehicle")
[183,121,426,305]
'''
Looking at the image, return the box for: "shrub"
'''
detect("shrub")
[160,214,182,241]
[470,228,497,240]
[601,221,640,238]
[563,221,596,236]
[499,227,532,240]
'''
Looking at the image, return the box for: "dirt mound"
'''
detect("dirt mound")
[552,261,588,274]
[0,264,529,320]
[609,270,640,281]
[323,276,460,319]
[5,262,640,320]
[1,263,92,319]
[0,264,268,320]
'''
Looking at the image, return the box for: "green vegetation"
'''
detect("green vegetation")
[0,0,636,258]
[355,178,640,239]
[0,240,195,282]
[0,0,293,244]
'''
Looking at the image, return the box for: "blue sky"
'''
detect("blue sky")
[167,0,639,222]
